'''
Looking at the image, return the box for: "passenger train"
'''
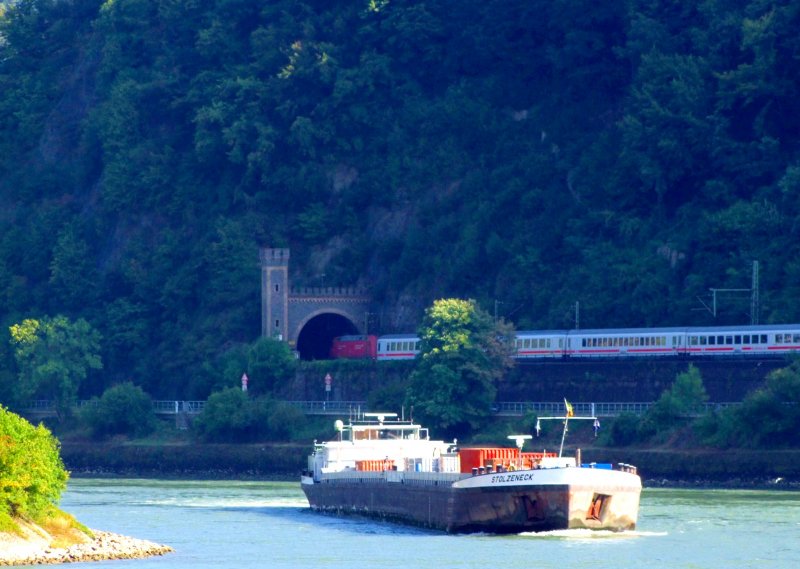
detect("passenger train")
[330,324,800,361]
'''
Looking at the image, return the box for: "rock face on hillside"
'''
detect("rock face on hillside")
[0,519,172,566]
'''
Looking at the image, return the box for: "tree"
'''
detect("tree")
[638,365,708,440]
[82,382,157,438]
[0,406,68,524]
[9,316,102,419]
[406,298,515,438]
[700,359,800,448]
[246,337,297,395]
[193,387,268,443]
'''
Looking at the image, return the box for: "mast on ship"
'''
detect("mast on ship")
[535,399,598,457]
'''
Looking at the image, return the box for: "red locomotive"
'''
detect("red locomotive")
[329,335,378,359]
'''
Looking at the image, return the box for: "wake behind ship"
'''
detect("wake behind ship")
[301,412,641,534]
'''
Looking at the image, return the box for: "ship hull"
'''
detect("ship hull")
[301,468,640,534]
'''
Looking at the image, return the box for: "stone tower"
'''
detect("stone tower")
[260,248,290,340]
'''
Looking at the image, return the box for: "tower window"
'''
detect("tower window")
[274,284,280,292]
[275,319,280,328]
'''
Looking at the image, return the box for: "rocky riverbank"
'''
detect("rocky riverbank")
[0,523,172,566]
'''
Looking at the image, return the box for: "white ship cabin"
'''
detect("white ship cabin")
[309,413,458,478]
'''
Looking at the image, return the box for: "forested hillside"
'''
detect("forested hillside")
[1,0,800,399]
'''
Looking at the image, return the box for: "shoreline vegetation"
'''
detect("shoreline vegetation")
[60,441,800,490]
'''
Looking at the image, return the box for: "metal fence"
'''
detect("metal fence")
[15,399,739,418]
[493,401,740,417]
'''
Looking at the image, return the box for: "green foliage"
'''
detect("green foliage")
[406,298,515,438]
[193,388,307,442]
[638,365,708,440]
[193,388,263,443]
[604,413,642,447]
[246,337,297,395]
[9,316,102,419]
[0,406,68,522]
[81,382,157,439]
[3,0,800,402]
[699,359,800,448]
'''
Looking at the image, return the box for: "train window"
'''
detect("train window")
[735,335,741,344]
[538,339,545,348]
[623,338,629,347]
[743,335,750,344]
[559,339,564,348]
[708,336,715,345]
[700,336,707,345]
[717,336,724,344]
[547,339,552,348]
[776,334,783,343]
[795,334,800,343]
[761,334,767,343]
[726,336,733,345]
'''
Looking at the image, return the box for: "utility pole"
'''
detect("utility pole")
[751,260,759,325]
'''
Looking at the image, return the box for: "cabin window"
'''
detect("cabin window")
[700,336,707,345]
[761,335,767,343]
[726,336,733,345]
[708,336,716,345]
[735,335,741,344]
[717,335,724,344]
[743,335,750,344]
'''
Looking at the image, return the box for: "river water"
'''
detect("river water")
[49,478,800,569]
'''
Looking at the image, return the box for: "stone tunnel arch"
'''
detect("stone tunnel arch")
[294,310,361,360]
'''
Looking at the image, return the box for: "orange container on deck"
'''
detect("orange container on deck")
[458,448,519,473]
[356,459,395,471]
[458,448,558,472]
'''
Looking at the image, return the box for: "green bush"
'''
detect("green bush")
[0,406,68,523]
[265,401,307,441]
[605,413,641,446]
[193,388,264,442]
[81,382,157,438]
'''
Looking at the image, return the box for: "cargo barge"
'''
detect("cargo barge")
[301,412,641,534]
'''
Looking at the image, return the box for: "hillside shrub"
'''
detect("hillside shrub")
[0,406,68,526]
[193,388,268,442]
[81,382,157,438]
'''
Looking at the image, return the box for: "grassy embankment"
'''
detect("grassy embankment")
[56,417,800,486]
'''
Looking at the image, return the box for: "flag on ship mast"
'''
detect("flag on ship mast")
[564,398,574,417]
